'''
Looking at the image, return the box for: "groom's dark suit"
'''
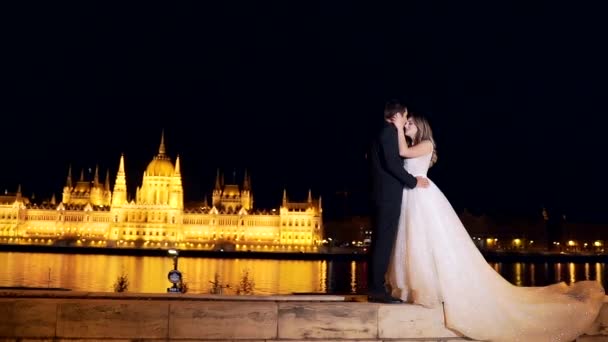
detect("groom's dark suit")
[368,121,418,298]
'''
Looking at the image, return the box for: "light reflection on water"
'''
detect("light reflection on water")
[491,261,606,289]
[0,252,606,294]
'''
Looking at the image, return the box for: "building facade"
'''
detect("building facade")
[0,134,324,252]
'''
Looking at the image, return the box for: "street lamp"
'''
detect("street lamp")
[168,248,179,269]
[167,249,182,293]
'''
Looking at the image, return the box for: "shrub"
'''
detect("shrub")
[113,273,129,293]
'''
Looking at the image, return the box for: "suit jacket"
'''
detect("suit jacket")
[369,122,418,204]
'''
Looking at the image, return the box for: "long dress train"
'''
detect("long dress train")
[385,152,605,342]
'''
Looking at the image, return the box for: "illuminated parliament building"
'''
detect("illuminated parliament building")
[0,134,324,252]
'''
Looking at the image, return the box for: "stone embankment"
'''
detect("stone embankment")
[1,290,607,341]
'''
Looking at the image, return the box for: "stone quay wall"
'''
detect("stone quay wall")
[1,291,607,341]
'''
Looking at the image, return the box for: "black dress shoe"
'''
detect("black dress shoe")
[367,295,403,304]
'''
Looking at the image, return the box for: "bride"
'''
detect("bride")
[384,112,605,342]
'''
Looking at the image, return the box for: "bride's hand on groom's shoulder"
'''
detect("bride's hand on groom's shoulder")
[415,176,430,188]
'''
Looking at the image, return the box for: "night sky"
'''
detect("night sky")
[2,2,606,223]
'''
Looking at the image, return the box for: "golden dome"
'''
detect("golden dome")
[146,157,174,177]
[145,130,174,176]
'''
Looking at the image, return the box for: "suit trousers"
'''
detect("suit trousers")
[368,198,402,296]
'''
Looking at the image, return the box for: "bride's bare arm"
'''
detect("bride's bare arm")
[395,124,434,158]
[395,125,409,156]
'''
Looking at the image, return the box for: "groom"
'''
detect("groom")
[367,99,429,303]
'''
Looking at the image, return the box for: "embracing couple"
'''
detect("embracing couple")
[367,99,605,342]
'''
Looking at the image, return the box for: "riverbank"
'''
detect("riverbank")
[2,243,608,262]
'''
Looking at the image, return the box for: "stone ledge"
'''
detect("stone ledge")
[0,292,607,341]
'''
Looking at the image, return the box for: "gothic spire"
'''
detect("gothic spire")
[104,169,111,191]
[282,188,287,206]
[243,169,250,190]
[174,155,181,174]
[112,153,128,207]
[158,129,166,156]
[65,164,72,188]
[214,168,221,190]
[93,164,100,185]
[118,153,125,174]
[155,128,167,159]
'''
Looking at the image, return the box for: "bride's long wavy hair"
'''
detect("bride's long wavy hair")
[407,113,438,167]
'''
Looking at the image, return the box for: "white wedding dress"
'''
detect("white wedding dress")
[385,151,606,342]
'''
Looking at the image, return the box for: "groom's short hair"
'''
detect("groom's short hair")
[384,99,407,119]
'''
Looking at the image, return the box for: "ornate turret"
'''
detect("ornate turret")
[90,164,102,205]
[104,170,111,192]
[62,163,110,206]
[240,169,253,209]
[62,165,73,204]
[65,165,72,188]
[0,184,29,205]
[214,169,221,190]
[282,189,287,207]
[243,169,250,190]
[111,154,128,207]
[103,169,112,205]
[93,165,100,187]
[278,189,323,247]
[169,154,184,209]
[211,168,253,211]
[159,129,166,155]
[16,184,22,202]
[280,189,320,212]
[174,154,181,174]
[212,169,222,207]
[71,168,91,202]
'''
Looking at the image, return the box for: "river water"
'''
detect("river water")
[1,252,605,294]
